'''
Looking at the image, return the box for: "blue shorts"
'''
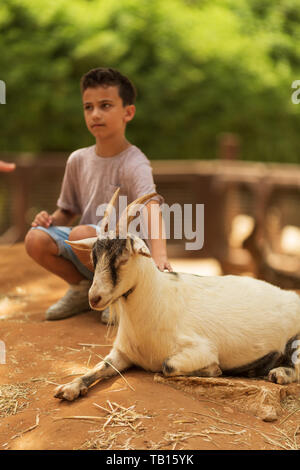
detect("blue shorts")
[31,225,98,281]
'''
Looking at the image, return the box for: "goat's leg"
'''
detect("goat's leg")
[162,337,222,378]
[267,366,299,384]
[54,348,132,401]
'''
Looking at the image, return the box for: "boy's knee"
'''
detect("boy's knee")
[69,225,97,242]
[25,228,58,259]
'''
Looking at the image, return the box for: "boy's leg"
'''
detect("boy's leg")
[25,228,87,284]
[25,225,96,320]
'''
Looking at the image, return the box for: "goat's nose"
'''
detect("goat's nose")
[90,295,102,308]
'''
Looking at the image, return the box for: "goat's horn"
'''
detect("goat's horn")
[116,192,157,235]
[100,187,120,233]
[65,237,97,251]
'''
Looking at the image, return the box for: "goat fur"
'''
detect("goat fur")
[54,233,300,402]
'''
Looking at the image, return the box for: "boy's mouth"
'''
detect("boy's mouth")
[91,123,105,128]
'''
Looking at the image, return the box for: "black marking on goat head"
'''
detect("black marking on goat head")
[92,237,128,286]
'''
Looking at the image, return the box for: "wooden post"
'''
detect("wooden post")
[218,133,240,160]
[11,165,30,241]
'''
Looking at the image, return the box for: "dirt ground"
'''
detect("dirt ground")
[0,244,300,451]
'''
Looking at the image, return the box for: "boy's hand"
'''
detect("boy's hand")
[0,161,16,172]
[153,253,173,272]
[31,211,53,228]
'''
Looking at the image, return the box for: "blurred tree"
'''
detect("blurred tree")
[0,0,299,162]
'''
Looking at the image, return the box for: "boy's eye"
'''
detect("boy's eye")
[83,102,112,111]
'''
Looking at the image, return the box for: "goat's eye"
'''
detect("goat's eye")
[101,103,112,109]
[118,259,127,267]
[116,257,128,268]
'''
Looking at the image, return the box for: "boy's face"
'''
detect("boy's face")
[82,86,135,141]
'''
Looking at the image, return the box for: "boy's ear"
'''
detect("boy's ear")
[123,105,135,124]
[65,237,97,252]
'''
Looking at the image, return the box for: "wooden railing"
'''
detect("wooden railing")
[1,154,300,287]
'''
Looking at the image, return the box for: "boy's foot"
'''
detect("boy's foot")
[46,279,92,321]
[100,307,118,325]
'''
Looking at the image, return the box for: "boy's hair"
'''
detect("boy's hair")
[80,67,136,106]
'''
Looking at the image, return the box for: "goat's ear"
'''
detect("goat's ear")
[65,237,97,252]
[130,236,151,258]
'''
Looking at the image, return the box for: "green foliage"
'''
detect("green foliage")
[0,0,300,162]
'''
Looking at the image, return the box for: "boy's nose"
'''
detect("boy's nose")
[91,108,103,119]
[92,109,101,120]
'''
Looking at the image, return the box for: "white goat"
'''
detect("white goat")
[54,191,300,401]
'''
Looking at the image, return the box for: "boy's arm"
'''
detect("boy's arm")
[31,208,77,228]
[32,153,81,228]
[145,200,173,272]
[51,208,77,226]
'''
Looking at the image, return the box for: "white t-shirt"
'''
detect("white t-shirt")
[57,144,163,228]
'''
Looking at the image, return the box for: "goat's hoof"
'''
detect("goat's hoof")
[54,381,88,401]
[267,367,293,385]
[162,359,176,377]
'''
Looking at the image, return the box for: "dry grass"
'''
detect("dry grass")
[0,377,47,419]
[259,424,300,451]
[93,401,151,431]
[0,383,32,418]
[78,429,132,450]
[73,401,152,450]
[10,414,40,441]
[280,396,300,423]
[186,409,300,450]
[58,401,152,430]
[148,426,247,450]
[75,397,300,451]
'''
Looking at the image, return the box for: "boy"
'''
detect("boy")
[25,67,171,321]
